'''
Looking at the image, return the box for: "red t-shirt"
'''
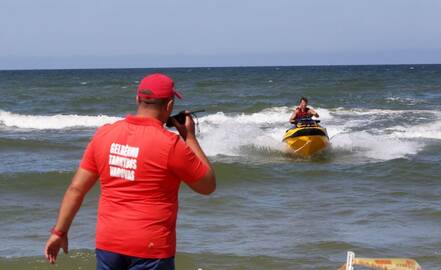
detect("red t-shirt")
[80,115,208,259]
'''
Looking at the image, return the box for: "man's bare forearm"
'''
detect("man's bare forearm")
[53,169,97,233]
[185,135,212,170]
[185,135,216,194]
[53,186,85,233]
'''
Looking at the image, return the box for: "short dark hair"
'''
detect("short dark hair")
[299,96,308,103]
[138,97,172,109]
[140,98,170,105]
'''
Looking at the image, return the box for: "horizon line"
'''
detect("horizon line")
[1,62,440,72]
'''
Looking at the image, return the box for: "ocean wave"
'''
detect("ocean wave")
[0,110,121,129]
[329,131,422,160]
[197,107,439,161]
[387,121,441,140]
[332,107,434,116]
[1,107,439,161]
[385,96,425,105]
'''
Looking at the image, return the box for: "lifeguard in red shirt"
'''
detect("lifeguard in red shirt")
[44,73,216,270]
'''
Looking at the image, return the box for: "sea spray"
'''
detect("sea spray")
[0,107,438,161]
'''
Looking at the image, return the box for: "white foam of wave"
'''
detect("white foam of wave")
[1,107,438,161]
[385,96,424,105]
[387,120,441,140]
[198,107,433,161]
[0,110,121,129]
[333,108,441,140]
[333,108,423,116]
[198,107,291,156]
[330,131,422,160]
[321,108,438,160]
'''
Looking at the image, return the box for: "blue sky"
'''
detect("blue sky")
[1,0,440,69]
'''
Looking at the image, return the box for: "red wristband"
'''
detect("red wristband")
[50,227,65,237]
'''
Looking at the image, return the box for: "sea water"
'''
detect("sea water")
[0,65,440,269]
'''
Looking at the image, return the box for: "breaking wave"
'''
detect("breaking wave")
[1,107,439,161]
[0,110,121,129]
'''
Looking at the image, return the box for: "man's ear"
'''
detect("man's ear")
[166,99,174,113]
[136,96,140,105]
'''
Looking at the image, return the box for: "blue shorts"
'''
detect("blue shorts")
[96,249,175,270]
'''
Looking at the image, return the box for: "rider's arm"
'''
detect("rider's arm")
[289,109,299,122]
[309,108,319,118]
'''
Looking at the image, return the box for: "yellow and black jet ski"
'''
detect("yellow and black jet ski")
[282,118,329,157]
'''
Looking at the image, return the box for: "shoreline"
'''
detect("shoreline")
[1,249,438,270]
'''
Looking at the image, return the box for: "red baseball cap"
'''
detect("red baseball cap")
[137,73,183,100]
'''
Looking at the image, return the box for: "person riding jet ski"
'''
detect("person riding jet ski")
[289,96,319,124]
[283,96,328,156]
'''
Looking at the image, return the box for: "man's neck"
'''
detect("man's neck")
[135,108,165,123]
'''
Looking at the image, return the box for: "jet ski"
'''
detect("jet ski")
[282,118,329,157]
